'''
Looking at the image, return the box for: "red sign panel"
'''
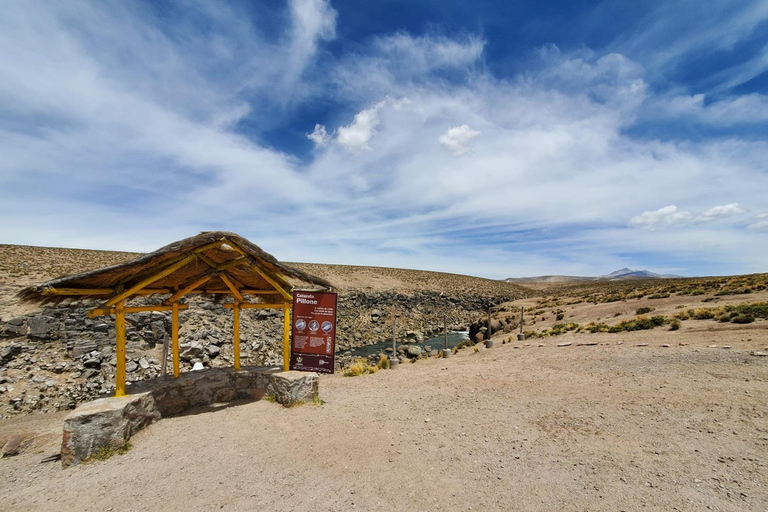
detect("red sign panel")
[290,291,337,374]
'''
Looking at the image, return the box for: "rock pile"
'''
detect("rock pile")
[0,290,519,417]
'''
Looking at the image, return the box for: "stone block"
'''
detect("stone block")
[263,371,318,405]
[60,366,319,466]
[61,392,160,467]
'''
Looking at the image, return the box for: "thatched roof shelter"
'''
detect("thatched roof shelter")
[18,232,335,397]
[19,231,333,305]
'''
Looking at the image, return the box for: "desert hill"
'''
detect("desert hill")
[0,244,531,318]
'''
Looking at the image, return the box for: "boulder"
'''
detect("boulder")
[406,345,423,358]
[206,345,221,358]
[61,392,161,467]
[28,316,58,340]
[0,342,22,364]
[180,341,205,361]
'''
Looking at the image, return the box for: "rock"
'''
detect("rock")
[180,342,205,361]
[406,345,423,357]
[125,361,139,373]
[557,342,572,347]
[370,309,381,322]
[71,339,98,358]
[636,343,649,347]
[138,358,150,370]
[2,434,30,457]
[262,371,319,406]
[750,351,767,357]
[83,369,101,380]
[206,345,221,358]
[576,342,598,346]
[0,342,22,364]
[2,320,27,337]
[61,392,160,467]
[83,357,101,369]
[28,316,58,340]
[92,323,109,333]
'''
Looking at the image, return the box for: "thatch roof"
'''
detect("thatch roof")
[19,231,334,305]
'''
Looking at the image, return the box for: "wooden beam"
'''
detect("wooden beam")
[242,289,285,295]
[219,273,244,302]
[163,275,213,305]
[221,303,287,309]
[195,251,219,270]
[42,287,113,296]
[133,288,173,295]
[246,261,292,301]
[105,254,197,307]
[223,238,293,289]
[233,302,241,371]
[87,304,189,318]
[215,257,247,272]
[115,301,126,397]
[172,302,180,378]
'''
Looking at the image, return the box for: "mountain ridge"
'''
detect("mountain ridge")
[505,268,683,284]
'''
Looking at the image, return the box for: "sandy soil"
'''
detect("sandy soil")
[1,322,766,512]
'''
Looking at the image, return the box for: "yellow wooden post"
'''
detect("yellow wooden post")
[283,303,291,372]
[115,301,126,397]
[233,302,241,371]
[172,302,180,378]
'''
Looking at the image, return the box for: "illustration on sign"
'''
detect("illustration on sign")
[290,291,337,374]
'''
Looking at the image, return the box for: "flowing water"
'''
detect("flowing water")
[343,330,470,358]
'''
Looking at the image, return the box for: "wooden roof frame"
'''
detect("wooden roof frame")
[18,232,334,397]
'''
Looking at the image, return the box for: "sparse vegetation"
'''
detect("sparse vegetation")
[87,442,132,462]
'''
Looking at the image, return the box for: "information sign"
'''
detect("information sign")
[290,291,337,373]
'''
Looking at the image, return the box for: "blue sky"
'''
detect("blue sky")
[1,1,767,278]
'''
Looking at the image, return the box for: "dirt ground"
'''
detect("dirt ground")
[1,321,766,512]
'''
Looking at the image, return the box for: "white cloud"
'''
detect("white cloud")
[307,124,331,147]
[288,0,337,78]
[747,213,768,232]
[335,101,386,153]
[630,206,693,229]
[438,125,481,156]
[2,4,768,278]
[695,203,744,222]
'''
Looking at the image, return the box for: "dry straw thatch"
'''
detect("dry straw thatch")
[18,231,334,305]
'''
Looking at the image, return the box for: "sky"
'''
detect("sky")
[1,0,767,279]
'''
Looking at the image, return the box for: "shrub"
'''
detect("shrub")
[344,359,368,377]
[377,354,390,370]
[731,315,754,324]
[650,315,666,326]
[636,306,654,315]
[669,319,681,330]
[556,313,564,321]
[692,308,715,320]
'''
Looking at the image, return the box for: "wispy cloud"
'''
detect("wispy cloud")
[1,1,767,278]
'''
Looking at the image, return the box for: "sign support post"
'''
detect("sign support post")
[282,303,291,372]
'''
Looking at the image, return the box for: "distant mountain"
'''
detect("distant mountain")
[505,268,682,284]
[601,268,682,279]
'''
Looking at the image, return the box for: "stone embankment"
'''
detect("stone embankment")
[0,290,521,418]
